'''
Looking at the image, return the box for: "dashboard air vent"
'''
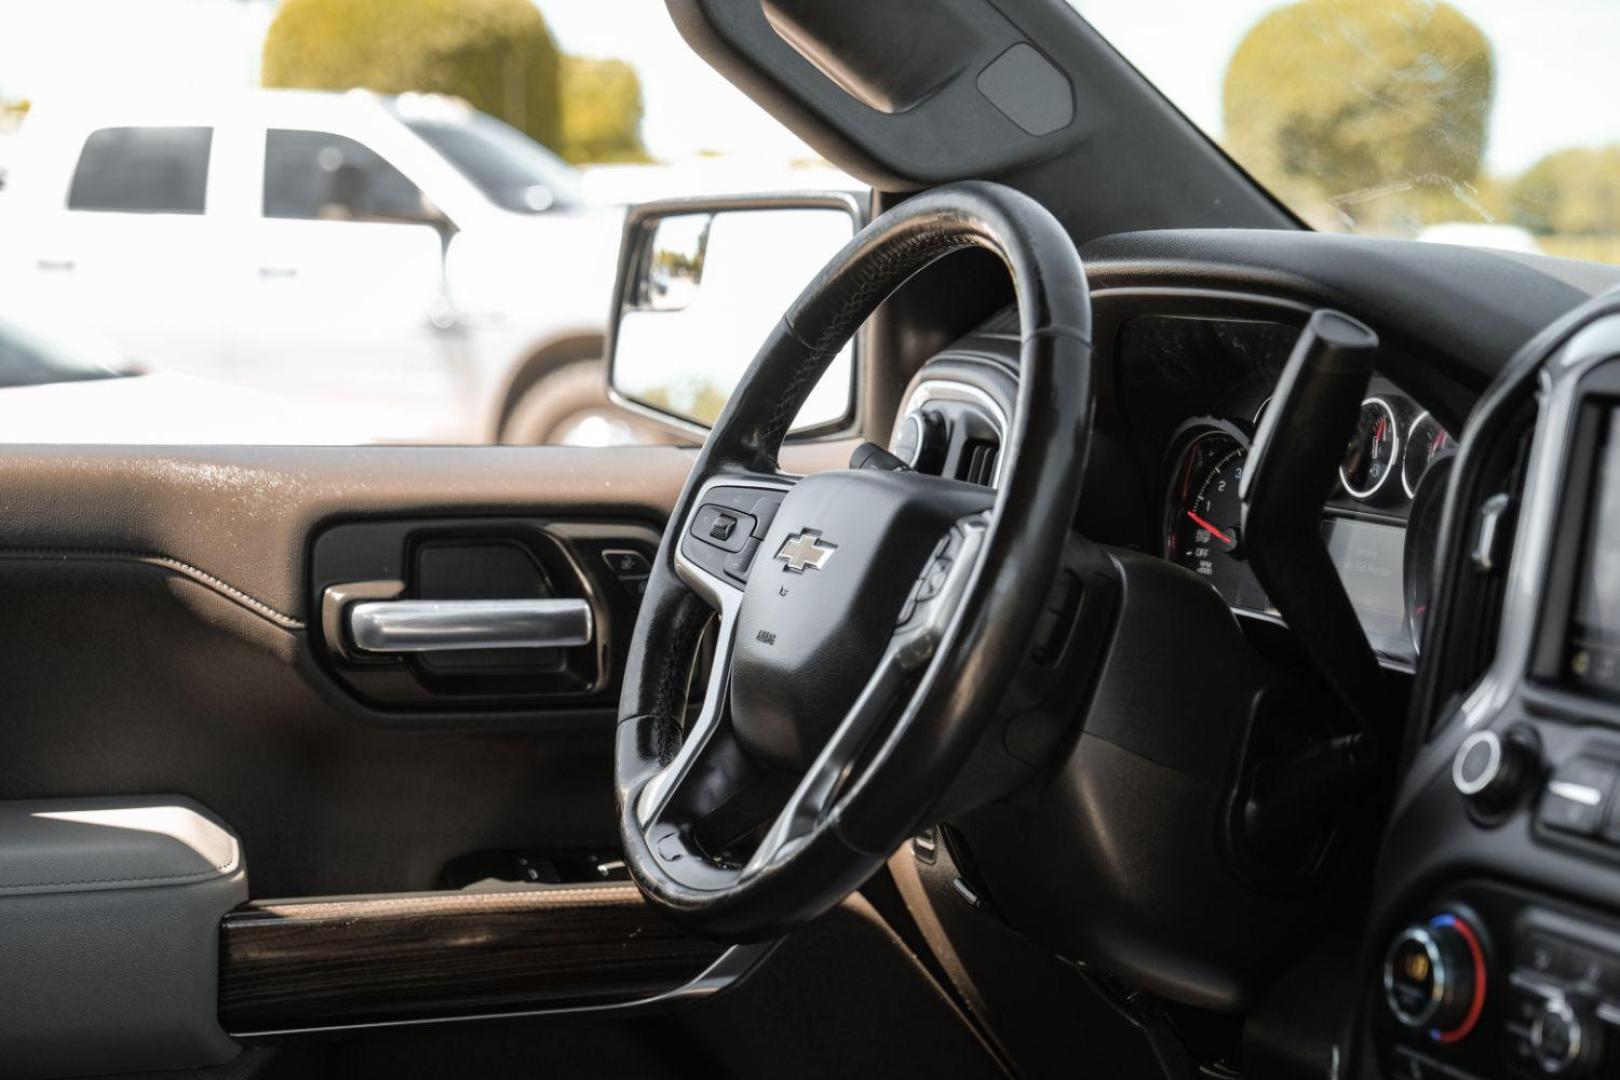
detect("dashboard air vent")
[960,439,999,487]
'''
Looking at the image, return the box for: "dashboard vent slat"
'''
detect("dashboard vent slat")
[961,440,999,487]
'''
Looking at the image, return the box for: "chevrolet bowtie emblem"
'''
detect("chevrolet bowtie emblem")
[775,531,837,573]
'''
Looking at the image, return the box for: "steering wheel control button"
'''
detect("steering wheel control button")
[690,503,755,553]
[722,538,762,584]
[1540,760,1617,836]
[748,495,782,539]
[653,830,685,864]
[1383,914,1487,1040]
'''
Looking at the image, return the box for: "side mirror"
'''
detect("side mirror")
[606,193,863,437]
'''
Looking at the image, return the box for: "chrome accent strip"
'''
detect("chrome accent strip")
[348,598,593,654]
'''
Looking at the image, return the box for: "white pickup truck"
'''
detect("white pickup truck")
[0,90,630,444]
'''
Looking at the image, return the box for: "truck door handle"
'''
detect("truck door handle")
[346,598,593,654]
[36,258,75,272]
[257,266,298,279]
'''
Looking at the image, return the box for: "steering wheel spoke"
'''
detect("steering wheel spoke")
[738,510,989,878]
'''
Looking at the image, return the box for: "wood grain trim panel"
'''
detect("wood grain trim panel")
[218,884,726,1033]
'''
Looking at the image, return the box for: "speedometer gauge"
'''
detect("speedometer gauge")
[1164,422,1270,612]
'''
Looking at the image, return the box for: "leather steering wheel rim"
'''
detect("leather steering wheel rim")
[616,180,1093,941]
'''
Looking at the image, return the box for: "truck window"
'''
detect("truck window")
[67,126,212,214]
[263,129,433,224]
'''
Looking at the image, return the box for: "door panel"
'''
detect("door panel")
[0,445,692,897]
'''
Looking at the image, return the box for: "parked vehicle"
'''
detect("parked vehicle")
[0,90,637,444]
[0,307,376,443]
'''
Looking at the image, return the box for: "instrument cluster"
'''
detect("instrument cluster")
[1162,384,1456,664]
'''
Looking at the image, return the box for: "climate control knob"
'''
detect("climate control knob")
[1383,914,1487,1041]
[1530,996,1602,1076]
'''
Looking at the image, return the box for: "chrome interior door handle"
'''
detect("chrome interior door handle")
[347,598,593,654]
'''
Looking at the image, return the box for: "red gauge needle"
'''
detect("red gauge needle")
[1186,510,1235,547]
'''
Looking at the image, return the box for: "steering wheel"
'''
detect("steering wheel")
[616,181,1093,941]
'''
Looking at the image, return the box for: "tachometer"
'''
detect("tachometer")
[1341,397,1401,501]
[1402,411,1453,499]
[1164,422,1269,611]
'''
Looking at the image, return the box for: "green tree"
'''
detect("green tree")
[559,56,651,164]
[1509,145,1620,237]
[1223,0,1494,231]
[262,0,563,152]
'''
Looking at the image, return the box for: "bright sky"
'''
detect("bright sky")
[0,0,1615,174]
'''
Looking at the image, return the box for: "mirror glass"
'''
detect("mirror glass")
[611,206,857,432]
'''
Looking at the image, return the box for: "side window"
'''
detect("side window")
[67,126,212,214]
[263,129,434,224]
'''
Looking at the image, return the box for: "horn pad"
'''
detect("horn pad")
[730,469,992,772]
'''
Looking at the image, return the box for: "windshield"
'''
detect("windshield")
[1072,0,1620,264]
[393,101,587,213]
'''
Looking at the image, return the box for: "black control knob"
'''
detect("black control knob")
[1454,728,1535,814]
[891,409,948,474]
[1531,996,1602,1076]
[1384,915,1486,1039]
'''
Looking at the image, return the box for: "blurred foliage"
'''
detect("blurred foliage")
[640,378,730,427]
[560,57,651,164]
[1509,145,1620,237]
[263,0,564,152]
[1223,0,1493,232]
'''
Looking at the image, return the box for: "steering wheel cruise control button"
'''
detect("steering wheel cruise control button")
[722,538,762,583]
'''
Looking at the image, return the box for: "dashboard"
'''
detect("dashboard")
[892,304,1457,668]
[871,224,1620,1080]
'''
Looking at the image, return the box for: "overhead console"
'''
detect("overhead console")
[1358,302,1620,1078]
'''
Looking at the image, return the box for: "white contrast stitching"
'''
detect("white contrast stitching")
[0,548,303,629]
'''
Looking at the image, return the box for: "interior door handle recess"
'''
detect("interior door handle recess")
[348,598,593,654]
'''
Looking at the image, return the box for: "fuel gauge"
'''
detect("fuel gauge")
[1402,411,1454,499]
